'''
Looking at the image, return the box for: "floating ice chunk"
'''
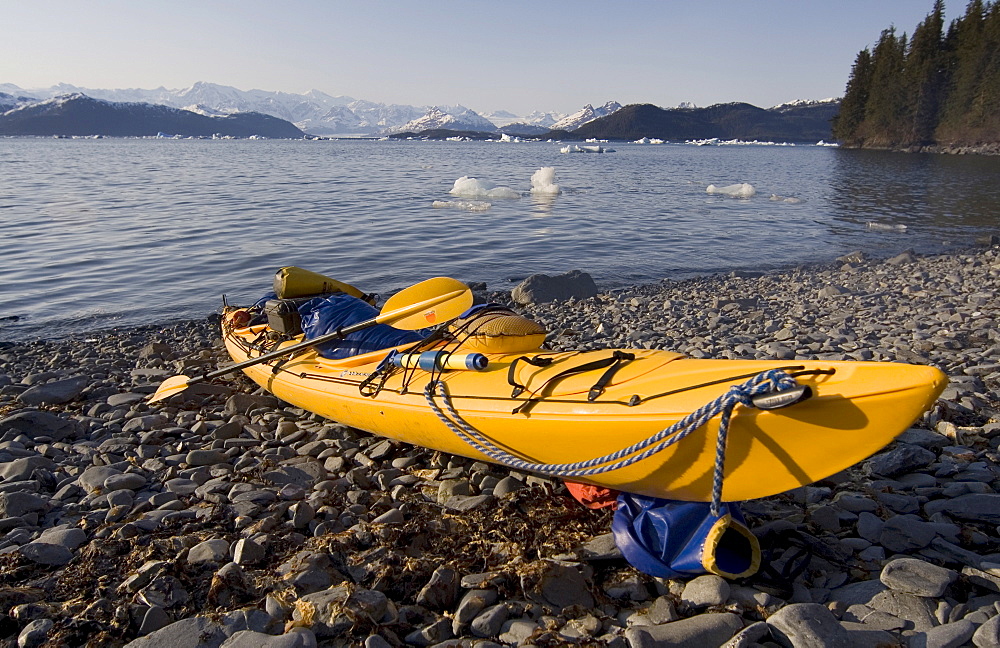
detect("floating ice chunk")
[769,194,803,204]
[432,200,492,212]
[706,183,756,198]
[816,140,839,147]
[530,167,561,195]
[866,222,907,232]
[560,144,615,153]
[633,137,651,144]
[449,176,521,199]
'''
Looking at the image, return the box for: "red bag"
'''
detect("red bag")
[564,480,620,509]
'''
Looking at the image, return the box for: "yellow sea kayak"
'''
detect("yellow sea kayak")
[221,301,946,503]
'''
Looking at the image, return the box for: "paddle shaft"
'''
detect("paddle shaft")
[186,288,465,386]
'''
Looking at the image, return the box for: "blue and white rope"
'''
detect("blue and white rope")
[424,368,799,514]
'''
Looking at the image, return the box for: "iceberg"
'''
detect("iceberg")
[706,183,756,199]
[530,167,561,195]
[449,176,520,199]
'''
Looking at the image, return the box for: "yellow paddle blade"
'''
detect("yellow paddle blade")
[379,277,472,330]
[148,374,195,403]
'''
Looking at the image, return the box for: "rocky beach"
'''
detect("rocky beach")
[1,245,999,648]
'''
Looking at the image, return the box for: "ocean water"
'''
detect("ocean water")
[2,138,999,341]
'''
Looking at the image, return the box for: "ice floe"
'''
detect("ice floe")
[816,140,839,147]
[866,222,908,232]
[688,138,795,147]
[706,183,756,198]
[449,176,521,199]
[530,167,561,195]
[432,200,492,212]
[769,194,803,204]
[560,144,615,154]
[632,137,665,144]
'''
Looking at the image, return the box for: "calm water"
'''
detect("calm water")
[2,138,999,341]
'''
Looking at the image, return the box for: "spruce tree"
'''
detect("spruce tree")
[907,1,946,144]
[862,27,910,146]
[832,48,873,144]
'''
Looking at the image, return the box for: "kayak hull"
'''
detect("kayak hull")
[223,315,946,502]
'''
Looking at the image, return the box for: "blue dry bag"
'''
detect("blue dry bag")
[612,493,760,580]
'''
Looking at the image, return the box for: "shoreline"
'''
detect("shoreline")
[0,247,998,646]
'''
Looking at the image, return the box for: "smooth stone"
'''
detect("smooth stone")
[104,472,147,491]
[17,618,54,648]
[868,589,938,632]
[880,557,958,597]
[77,465,123,491]
[122,616,227,648]
[864,444,936,477]
[107,392,148,407]
[233,538,265,565]
[219,629,317,648]
[625,612,743,648]
[909,619,976,648]
[0,491,47,518]
[524,561,594,610]
[470,604,509,638]
[186,450,229,467]
[880,514,938,552]
[188,538,231,565]
[0,410,75,441]
[498,619,539,645]
[35,527,87,550]
[0,456,56,483]
[973,614,1000,648]
[681,574,730,608]
[416,566,460,610]
[18,375,89,405]
[767,603,852,647]
[19,542,73,566]
[138,606,170,636]
[924,494,1000,524]
[164,478,199,496]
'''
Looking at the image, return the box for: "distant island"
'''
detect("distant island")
[833,0,1000,153]
[0,93,305,138]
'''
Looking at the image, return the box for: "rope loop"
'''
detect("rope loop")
[424,369,799,514]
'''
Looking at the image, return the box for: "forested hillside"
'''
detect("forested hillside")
[833,0,1000,150]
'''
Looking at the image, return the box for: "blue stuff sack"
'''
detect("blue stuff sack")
[299,293,424,360]
[612,493,760,580]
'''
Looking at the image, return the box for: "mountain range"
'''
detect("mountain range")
[0,81,839,141]
[0,93,305,138]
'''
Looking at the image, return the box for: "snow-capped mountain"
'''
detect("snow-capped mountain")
[389,106,497,134]
[770,98,839,112]
[0,82,434,136]
[550,101,623,131]
[0,90,38,113]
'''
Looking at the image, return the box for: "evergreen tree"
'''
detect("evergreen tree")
[907,1,947,144]
[862,27,910,146]
[832,48,873,144]
[937,0,987,140]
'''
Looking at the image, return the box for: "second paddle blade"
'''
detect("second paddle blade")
[381,277,472,330]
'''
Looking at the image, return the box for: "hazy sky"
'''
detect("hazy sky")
[3,0,959,115]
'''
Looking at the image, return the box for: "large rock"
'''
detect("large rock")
[522,560,594,610]
[924,494,1000,524]
[880,557,958,597]
[0,410,76,441]
[625,612,743,648]
[767,603,852,647]
[511,270,598,305]
[0,491,48,518]
[18,376,89,405]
